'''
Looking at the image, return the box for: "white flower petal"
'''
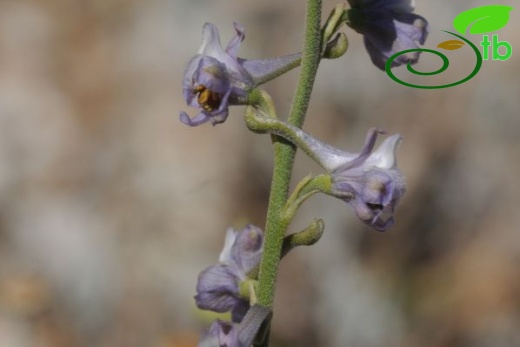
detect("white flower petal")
[364,134,402,169]
[219,228,237,264]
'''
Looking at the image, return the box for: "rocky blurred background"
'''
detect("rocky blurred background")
[0,0,519,346]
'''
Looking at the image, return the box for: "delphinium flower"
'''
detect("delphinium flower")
[181,22,301,127]
[301,127,406,231]
[328,129,405,231]
[195,225,263,322]
[247,115,406,231]
[346,0,429,69]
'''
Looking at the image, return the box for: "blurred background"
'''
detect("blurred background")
[0,0,519,346]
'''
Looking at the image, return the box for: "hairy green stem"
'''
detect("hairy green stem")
[254,0,322,345]
[287,1,322,127]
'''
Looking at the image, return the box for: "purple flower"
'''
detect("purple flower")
[180,22,252,127]
[195,225,263,322]
[328,129,405,231]
[296,127,405,231]
[181,22,301,127]
[346,0,429,70]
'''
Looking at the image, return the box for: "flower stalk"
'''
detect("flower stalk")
[185,0,429,344]
[254,0,322,345]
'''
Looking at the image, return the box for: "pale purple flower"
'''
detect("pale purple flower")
[347,0,429,70]
[243,112,406,230]
[181,22,300,127]
[285,126,405,231]
[180,22,251,127]
[195,225,263,322]
[317,128,405,231]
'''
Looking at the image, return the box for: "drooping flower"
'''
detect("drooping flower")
[330,129,405,231]
[195,225,263,322]
[346,0,429,70]
[181,22,301,127]
[251,117,406,231]
[305,127,406,231]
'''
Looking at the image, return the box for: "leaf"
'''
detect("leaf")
[453,5,514,35]
[437,40,465,50]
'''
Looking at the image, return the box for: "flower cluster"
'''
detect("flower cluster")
[183,2,429,344]
[181,3,429,127]
[195,226,266,346]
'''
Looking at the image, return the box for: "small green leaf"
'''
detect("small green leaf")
[453,5,513,35]
[437,40,465,50]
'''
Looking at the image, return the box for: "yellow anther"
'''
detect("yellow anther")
[194,84,221,112]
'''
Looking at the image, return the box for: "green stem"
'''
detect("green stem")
[245,110,330,170]
[254,0,322,345]
[287,0,322,128]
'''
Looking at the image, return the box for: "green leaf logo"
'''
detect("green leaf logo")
[453,5,513,35]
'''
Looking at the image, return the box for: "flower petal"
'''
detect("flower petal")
[230,225,263,276]
[347,0,428,70]
[200,23,244,75]
[194,56,230,94]
[333,167,405,231]
[225,22,245,58]
[332,128,385,173]
[231,300,250,323]
[195,264,241,313]
[363,134,402,169]
[179,111,212,127]
[199,23,226,57]
[219,228,238,264]
[394,13,428,44]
